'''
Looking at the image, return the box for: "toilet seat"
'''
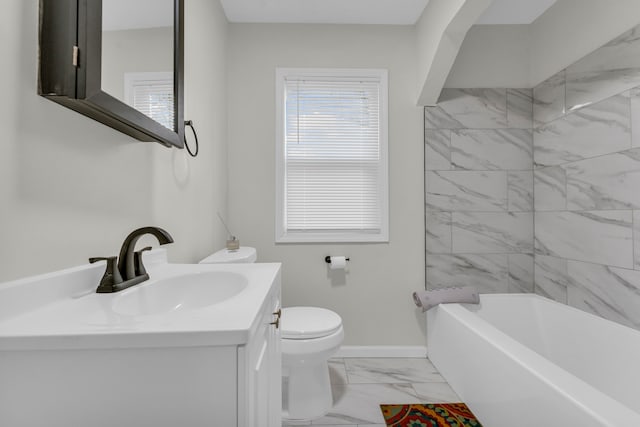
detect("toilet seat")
[281,307,342,339]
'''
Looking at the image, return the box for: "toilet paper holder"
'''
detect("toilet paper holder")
[324,256,350,264]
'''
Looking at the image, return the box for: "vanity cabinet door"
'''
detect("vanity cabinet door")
[267,294,282,427]
[250,317,270,427]
[238,286,281,427]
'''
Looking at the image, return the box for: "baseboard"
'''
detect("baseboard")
[334,345,427,358]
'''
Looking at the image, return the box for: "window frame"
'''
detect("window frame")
[275,68,389,243]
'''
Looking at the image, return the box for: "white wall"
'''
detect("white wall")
[227,24,426,346]
[445,24,530,88]
[0,0,228,282]
[446,1,640,89]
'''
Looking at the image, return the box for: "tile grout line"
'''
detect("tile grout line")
[531,93,537,297]
[633,211,636,271]
[423,109,428,293]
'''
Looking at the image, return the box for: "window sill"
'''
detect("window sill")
[276,231,388,244]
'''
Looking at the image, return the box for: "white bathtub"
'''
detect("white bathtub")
[427,294,640,426]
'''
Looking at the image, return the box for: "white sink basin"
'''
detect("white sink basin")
[112,271,249,316]
[0,250,281,350]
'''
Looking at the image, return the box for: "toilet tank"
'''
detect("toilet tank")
[199,247,257,264]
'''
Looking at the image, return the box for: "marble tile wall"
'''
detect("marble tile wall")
[425,88,534,294]
[425,22,640,330]
[532,21,640,331]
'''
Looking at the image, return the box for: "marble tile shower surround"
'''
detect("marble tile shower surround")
[532,24,640,127]
[425,88,534,295]
[424,22,640,332]
[530,20,640,331]
[533,94,631,168]
[566,25,640,115]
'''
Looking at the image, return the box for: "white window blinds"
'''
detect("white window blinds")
[276,69,389,243]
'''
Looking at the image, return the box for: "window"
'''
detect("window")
[124,72,174,130]
[275,68,389,243]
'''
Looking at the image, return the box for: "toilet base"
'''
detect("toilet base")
[282,361,333,421]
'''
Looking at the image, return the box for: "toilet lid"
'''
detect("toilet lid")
[280,307,343,339]
[198,247,257,264]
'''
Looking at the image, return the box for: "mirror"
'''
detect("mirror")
[38,0,184,148]
[101,0,175,131]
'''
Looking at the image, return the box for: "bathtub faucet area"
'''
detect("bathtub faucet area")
[90,226,174,293]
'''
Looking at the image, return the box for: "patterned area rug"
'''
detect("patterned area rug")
[380,403,483,427]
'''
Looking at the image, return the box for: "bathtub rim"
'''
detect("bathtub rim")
[427,293,640,426]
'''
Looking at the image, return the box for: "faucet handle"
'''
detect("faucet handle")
[89,256,124,293]
[134,246,153,276]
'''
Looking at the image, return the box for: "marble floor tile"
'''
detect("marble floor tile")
[344,358,445,384]
[284,423,385,427]
[283,357,459,426]
[312,383,420,425]
[285,423,385,427]
[285,421,386,426]
[282,421,387,427]
[411,382,461,403]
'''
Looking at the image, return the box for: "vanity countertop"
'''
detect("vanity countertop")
[0,256,281,351]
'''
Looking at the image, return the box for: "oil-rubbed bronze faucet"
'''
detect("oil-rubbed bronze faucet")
[90,227,174,293]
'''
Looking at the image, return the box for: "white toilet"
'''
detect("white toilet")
[198,246,257,264]
[199,247,344,421]
[280,306,344,420]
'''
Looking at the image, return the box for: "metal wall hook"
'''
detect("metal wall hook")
[184,119,199,157]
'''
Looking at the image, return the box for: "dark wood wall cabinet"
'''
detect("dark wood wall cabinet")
[38,0,185,148]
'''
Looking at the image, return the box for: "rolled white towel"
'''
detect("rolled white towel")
[413,286,479,312]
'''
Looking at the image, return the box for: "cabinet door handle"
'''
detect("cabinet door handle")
[273,308,281,319]
[270,318,280,329]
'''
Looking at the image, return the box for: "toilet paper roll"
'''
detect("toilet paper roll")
[329,256,347,270]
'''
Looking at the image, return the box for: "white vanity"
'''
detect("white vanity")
[0,250,281,427]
